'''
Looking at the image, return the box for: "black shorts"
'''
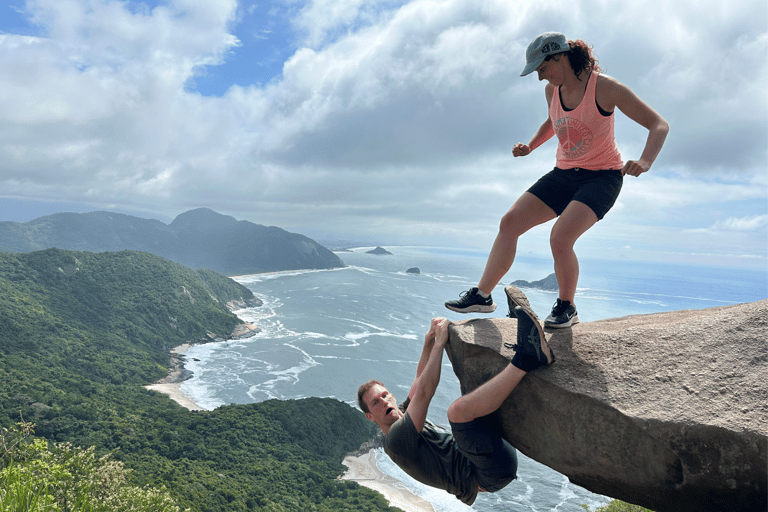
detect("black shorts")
[450,416,518,492]
[527,167,623,220]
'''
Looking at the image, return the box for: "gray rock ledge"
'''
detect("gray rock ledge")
[445,300,767,512]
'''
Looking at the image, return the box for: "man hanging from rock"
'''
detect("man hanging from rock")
[357,285,554,505]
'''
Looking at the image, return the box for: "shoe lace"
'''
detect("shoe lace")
[458,288,483,304]
[506,324,543,361]
[551,299,569,316]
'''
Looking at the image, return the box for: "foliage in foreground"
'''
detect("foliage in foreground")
[583,500,655,511]
[1,420,183,511]
[0,249,395,511]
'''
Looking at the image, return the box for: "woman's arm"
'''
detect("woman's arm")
[598,75,669,176]
[513,84,556,157]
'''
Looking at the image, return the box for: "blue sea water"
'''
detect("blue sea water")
[180,246,767,512]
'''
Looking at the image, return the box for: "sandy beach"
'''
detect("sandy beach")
[143,343,208,411]
[146,341,434,512]
[342,450,435,512]
[144,381,207,411]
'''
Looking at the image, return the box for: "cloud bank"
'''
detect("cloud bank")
[0,0,766,267]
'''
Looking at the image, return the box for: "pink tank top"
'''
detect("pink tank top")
[549,71,623,170]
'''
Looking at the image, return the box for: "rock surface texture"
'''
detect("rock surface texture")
[445,300,767,512]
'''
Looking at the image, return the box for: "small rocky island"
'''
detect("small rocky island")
[511,273,558,291]
[366,246,393,255]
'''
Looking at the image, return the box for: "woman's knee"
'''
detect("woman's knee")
[500,195,555,236]
[549,231,576,257]
[498,209,528,236]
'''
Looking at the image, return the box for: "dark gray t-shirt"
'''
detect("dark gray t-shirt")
[383,412,478,505]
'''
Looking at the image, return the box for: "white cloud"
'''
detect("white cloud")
[0,0,766,268]
[711,215,768,232]
[292,0,400,48]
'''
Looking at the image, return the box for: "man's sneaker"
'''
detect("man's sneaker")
[544,299,579,328]
[444,287,496,313]
[510,306,554,371]
[504,285,534,320]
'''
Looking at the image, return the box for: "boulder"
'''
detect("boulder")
[405,267,420,274]
[445,300,767,512]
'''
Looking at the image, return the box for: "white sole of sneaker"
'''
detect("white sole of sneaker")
[504,285,535,318]
[544,315,580,329]
[445,304,497,314]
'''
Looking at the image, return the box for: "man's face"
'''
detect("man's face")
[363,383,402,427]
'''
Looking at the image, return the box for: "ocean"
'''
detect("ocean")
[179,246,767,512]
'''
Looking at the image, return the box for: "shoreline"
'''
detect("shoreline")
[145,322,435,512]
[143,343,209,411]
[143,318,259,411]
[341,450,435,512]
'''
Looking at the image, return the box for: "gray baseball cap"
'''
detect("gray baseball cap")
[520,32,570,76]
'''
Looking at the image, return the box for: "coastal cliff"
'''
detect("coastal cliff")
[445,300,767,512]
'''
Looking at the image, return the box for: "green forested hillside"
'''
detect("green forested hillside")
[0,248,253,388]
[0,249,393,511]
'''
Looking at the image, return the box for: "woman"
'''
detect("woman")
[445,32,669,328]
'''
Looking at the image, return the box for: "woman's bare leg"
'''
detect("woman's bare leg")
[477,193,556,295]
[549,200,598,303]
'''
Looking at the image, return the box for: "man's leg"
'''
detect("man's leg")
[447,300,553,424]
[447,364,526,424]
[445,302,552,493]
[450,416,518,492]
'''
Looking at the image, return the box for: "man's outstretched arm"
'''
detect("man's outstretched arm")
[405,317,450,432]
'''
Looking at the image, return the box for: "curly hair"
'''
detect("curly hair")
[566,39,601,79]
[357,379,384,413]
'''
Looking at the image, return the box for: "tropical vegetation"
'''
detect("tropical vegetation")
[0,248,395,511]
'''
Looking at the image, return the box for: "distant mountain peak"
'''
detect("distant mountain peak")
[170,208,238,230]
[0,208,345,276]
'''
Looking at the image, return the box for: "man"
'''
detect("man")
[357,286,554,505]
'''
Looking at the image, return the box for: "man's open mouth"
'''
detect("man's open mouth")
[386,407,394,415]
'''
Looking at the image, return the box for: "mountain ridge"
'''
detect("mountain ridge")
[0,208,345,276]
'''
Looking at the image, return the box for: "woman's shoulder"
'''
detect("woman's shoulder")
[595,73,633,110]
[596,73,636,93]
[544,82,555,104]
[595,72,620,88]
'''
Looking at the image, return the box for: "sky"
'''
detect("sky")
[0,0,766,271]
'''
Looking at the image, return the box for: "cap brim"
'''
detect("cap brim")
[520,56,544,77]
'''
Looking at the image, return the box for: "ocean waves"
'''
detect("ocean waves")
[175,247,765,512]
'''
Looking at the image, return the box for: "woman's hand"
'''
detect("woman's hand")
[621,158,651,177]
[513,143,531,157]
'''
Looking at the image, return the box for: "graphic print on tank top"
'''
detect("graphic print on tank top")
[553,117,593,159]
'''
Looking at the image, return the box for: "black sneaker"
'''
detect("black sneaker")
[444,287,496,313]
[544,299,579,328]
[504,285,534,320]
[510,306,554,371]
